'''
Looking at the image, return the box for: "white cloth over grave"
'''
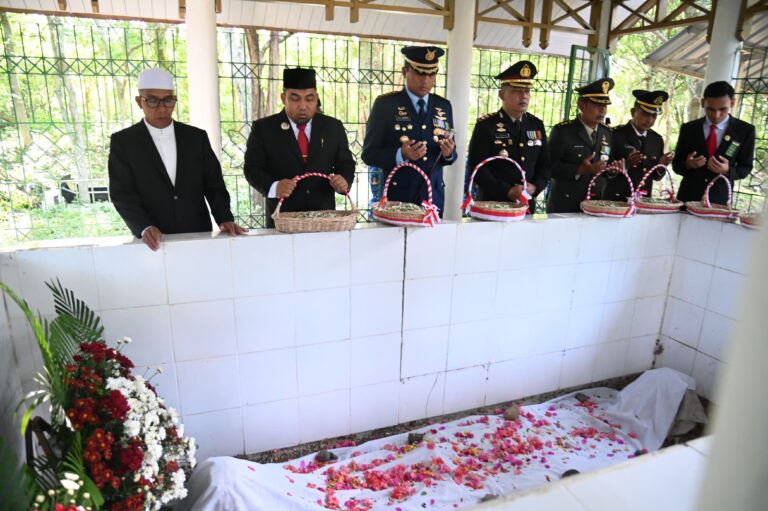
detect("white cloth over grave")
[179,368,694,511]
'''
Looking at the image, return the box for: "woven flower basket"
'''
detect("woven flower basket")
[272,172,357,233]
[738,212,761,229]
[685,174,737,221]
[635,164,683,214]
[580,163,636,218]
[372,162,440,227]
[461,156,529,222]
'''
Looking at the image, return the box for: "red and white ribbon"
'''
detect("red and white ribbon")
[377,162,440,227]
[636,164,677,202]
[463,156,529,214]
[703,173,733,210]
[584,160,636,218]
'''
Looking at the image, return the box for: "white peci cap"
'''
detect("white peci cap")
[137,68,174,90]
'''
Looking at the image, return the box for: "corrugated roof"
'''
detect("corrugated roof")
[0,0,592,56]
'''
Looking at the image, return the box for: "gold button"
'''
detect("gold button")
[521,157,526,161]
[519,143,524,148]
[421,124,427,130]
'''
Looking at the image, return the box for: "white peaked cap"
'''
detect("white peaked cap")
[138,68,174,90]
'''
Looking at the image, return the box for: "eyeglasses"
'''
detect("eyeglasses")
[140,96,177,108]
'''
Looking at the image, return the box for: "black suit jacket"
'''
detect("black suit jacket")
[672,116,756,204]
[546,118,613,213]
[243,110,356,228]
[108,120,234,238]
[362,89,457,212]
[603,122,666,201]
[468,109,551,212]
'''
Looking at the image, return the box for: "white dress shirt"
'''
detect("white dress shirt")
[703,115,730,148]
[144,119,177,186]
[269,118,313,198]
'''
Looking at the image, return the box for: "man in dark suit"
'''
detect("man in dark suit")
[109,68,246,251]
[603,90,674,201]
[362,46,458,213]
[243,68,356,228]
[468,61,550,213]
[672,81,756,205]
[547,78,615,213]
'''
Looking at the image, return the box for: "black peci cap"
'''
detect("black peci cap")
[283,68,317,89]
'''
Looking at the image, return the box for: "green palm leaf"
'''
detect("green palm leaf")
[0,434,36,511]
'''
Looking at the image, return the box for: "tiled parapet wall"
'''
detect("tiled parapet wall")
[657,216,756,401]
[0,214,754,461]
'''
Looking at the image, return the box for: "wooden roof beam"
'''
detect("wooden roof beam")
[540,0,553,49]
[551,0,593,30]
[58,0,67,9]
[522,0,534,47]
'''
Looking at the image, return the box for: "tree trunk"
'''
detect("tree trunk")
[244,28,263,122]
[0,13,32,148]
[267,31,281,116]
[47,16,90,203]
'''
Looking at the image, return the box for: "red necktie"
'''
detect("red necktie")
[297,123,309,163]
[706,124,717,158]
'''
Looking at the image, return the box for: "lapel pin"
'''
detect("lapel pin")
[281,122,289,130]
[725,135,731,141]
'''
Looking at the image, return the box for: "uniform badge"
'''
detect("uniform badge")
[527,140,534,146]
[395,124,401,130]
[399,135,409,144]
[725,140,741,157]
[425,49,436,61]
[602,81,610,93]
[281,122,290,130]
[725,135,731,142]
[520,64,531,78]
[499,149,509,157]
[407,124,413,130]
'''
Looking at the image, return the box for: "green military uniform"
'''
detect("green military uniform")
[546,78,615,213]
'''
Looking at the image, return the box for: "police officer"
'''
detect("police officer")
[547,78,615,213]
[603,90,674,201]
[362,46,458,213]
[468,61,550,213]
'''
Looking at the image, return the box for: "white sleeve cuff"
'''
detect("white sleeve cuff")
[268,181,279,198]
[140,226,151,237]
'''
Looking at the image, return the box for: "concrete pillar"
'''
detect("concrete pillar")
[703,0,743,86]
[185,0,221,156]
[696,216,768,510]
[593,0,611,79]
[444,2,474,221]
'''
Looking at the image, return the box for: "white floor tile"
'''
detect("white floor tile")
[165,239,232,304]
[540,217,582,266]
[351,227,404,285]
[715,223,755,274]
[677,215,722,265]
[296,340,350,395]
[560,346,597,389]
[454,221,502,274]
[350,333,401,387]
[401,326,449,378]
[298,389,350,443]
[294,287,350,345]
[661,297,704,348]
[293,232,350,291]
[592,339,630,381]
[691,351,723,402]
[706,268,744,320]
[451,273,496,324]
[656,337,697,375]
[351,381,399,432]
[625,335,657,374]
[351,282,402,337]
[403,277,452,330]
[499,220,544,271]
[447,321,492,370]
[93,244,167,309]
[697,311,734,361]
[578,216,618,262]
[486,358,528,405]
[243,399,300,453]
[234,294,295,353]
[177,356,240,414]
[630,296,665,337]
[669,257,713,308]
[443,366,487,414]
[240,348,297,404]
[101,306,174,367]
[231,234,293,296]
[170,300,237,361]
[404,223,456,279]
[398,372,445,422]
[184,408,244,461]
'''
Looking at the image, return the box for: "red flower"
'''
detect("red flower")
[100,389,130,421]
[117,440,144,472]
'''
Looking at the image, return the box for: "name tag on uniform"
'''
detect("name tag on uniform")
[725,140,741,157]
[496,132,510,139]
[396,115,411,122]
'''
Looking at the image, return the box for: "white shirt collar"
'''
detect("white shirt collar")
[630,122,646,137]
[144,119,174,136]
[704,115,730,132]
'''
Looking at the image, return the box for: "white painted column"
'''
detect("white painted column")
[185,0,221,156]
[697,216,768,509]
[593,0,611,79]
[703,0,742,86]
[444,3,475,221]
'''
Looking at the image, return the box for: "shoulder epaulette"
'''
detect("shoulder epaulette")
[430,92,448,102]
[554,119,575,128]
[476,112,497,123]
[377,90,400,99]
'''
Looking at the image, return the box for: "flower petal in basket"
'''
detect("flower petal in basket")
[464,155,530,222]
[634,164,683,214]
[580,163,637,218]
[685,174,738,221]
[373,163,440,227]
[272,172,357,233]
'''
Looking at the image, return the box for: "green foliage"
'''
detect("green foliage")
[0,434,35,511]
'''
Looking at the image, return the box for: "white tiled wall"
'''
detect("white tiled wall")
[657,216,755,401]
[0,214,754,459]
